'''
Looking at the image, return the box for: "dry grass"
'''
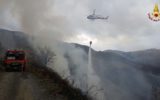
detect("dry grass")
[27,61,91,100]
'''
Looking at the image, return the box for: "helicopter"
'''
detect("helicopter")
[87,9,109,20]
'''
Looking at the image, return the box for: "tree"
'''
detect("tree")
[34,46,55,67]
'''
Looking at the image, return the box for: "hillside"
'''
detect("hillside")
[1,29,160,100]
[0,29,90,100]
[66,43,160,100]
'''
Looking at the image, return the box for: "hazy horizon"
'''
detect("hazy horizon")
[0,0,160,51]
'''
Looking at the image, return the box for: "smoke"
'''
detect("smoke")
[0,0,96,90]
[0,0,155,100]
[0,0,76,41]
[12,0,68,38]
[59,44,89,91]
[0,0,67,78]
[0,0,77,79]
[91,51,152,100]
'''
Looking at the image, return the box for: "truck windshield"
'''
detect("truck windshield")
[6,52,25,60]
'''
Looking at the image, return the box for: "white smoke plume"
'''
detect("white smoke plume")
[0,0,75,77]
[0,1,101,98]
[0,0,155,100]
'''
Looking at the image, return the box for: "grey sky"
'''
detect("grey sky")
[53,0,160,51]
[0,0,160,51]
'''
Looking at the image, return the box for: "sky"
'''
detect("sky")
[0,0,160,51]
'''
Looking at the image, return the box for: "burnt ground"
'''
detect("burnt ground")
[0,64,90,100]
[0,72,64,100]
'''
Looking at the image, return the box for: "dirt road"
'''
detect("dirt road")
[0,72,62,100]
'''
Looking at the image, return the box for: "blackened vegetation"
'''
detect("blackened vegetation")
[33,46,55,67]
[0,29,90,100]
[28,59,91,100]
[25,43,91,100]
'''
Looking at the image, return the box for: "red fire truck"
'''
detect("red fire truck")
[3,50,27,72]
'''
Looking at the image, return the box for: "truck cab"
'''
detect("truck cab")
[3,50,26,72]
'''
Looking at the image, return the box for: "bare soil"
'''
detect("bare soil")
[0,72,63,100]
